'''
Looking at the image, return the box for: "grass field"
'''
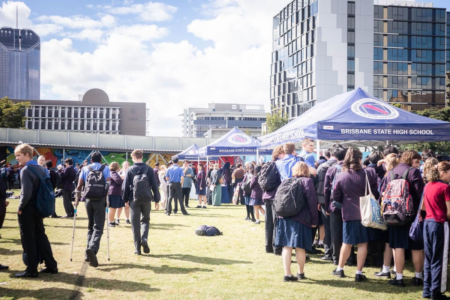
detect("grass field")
[0,192,435,299]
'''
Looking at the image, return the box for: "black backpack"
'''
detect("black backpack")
[315,160,338,205]
[258,162,281,192]
[84,165,108,200]
[242,173,253,195]
[56,172,64,189]
[274,177,306,217]
[27,165,56,218]
[130,165,153,202]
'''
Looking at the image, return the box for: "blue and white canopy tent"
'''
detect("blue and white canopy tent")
[172,144,219,167]
[259,88,450,152]
[201,127,272,161]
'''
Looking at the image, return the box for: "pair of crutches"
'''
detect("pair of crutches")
[70,191,110,262]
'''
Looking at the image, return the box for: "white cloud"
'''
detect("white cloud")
[0,1,32,28]
[36,14,116,29]
[32,23,63,37]
[66,29,104,41]
[111,24,169,41]
[97,1,177,22]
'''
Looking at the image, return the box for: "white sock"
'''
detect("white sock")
[356,270,363,275]
[336,267,343,272]
[396,273,403,280]
[382,265,390,273]
[415,272,423,279]
[318,240,323,245]
[393,267,397,273]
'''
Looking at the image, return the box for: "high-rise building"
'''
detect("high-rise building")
[271,0,448,120]
[0,27,40,100]
[181,103,267,138]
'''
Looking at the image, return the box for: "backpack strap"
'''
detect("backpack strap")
[390,169,395,181]
[88,166,94,172]
[402,167,413,181]
[99,165,106,172]
[27,165,46,181]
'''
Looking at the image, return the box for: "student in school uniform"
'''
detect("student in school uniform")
[422,161,450,300]
[331,148,379,282]
[275,162,318,282]
[382,150,424,287]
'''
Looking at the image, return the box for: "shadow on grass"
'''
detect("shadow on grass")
[150,223,189,230]
[0,248,22,255]
[16,271,161,293]
[1,238,68,246]
[0,287,81,299]
[98,263,213,274]
[303,278,422,294]
[151,254,252,265]
[188,214,230,218]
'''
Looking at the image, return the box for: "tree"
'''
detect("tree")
[400,107,450,154]
[266,111,288,134]
[0,97,30,129]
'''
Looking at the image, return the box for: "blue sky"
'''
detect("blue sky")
[0,0,449,136]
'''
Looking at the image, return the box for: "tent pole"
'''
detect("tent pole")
[256,149,259,166]
[316,139,320,162]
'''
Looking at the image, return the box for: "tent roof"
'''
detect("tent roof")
[205,127,271,156]
[259,88,450,148]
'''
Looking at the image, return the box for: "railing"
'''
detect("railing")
[374,0,433,7]
[0,128,216,151]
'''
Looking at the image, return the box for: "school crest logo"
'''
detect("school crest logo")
[351,98,399,120]
[227,133,252,145]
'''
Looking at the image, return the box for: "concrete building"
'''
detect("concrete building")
[12,88,148,136]
[271,0,448,120]
[181,103,267,138]
[0,26,40,100]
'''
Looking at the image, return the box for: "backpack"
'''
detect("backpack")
[382,168,414,226]
[258,161,281,192]
[84,165,108,200]
[195,225,222,236]
[315,160,338,204]
[242,173,253,195]
[131,165,153,202]
[273,177,306,217]
[56,172,64,189]
[330,165,343,210]
[27,165,55,218]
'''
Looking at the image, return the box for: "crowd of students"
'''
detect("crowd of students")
[1,141,449,299]
[248,139,450,300]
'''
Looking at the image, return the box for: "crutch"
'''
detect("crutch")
[70,191,81,262]
[106,197,110,262]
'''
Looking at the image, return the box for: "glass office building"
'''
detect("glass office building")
[272,0,449,119]
[0,27,40,100]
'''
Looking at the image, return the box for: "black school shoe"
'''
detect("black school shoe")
[40,267,58,274]
[412,277,423,286]
[284,275,298,282]
[388,278,405,287]
[142,241,150,254]
[374,271,391,278]
[332,269,345,278]
[85,249,98,268]
[355,274,367,282]
[14,271,38,278]
[297,273,306,280]
[431,294,450,299]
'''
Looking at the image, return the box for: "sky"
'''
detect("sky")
[0,0,449,136]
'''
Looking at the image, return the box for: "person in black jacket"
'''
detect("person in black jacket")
[0,161,8,270]
[122,149,160,255]
[58,158,77,218]
[14,144,58,277]
[45,160,61,218]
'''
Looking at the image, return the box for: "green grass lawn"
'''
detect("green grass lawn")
[0,191,435,299]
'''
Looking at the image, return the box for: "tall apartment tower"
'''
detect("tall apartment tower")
[0,25,41,100]
[271,0,448,120]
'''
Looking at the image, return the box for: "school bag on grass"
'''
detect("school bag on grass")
[273,177,306,217]
[382,168,414,226]
[195,225,222,236]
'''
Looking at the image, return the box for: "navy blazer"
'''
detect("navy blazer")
[58,165,76,192]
